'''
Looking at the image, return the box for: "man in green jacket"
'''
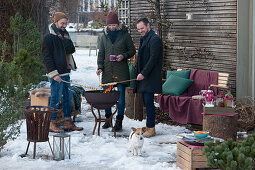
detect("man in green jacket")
[96,11,136,131]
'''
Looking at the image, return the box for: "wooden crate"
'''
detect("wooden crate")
[176,141,208,170]
[30,94,49,106]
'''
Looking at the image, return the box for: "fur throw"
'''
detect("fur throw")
[30,87,51,98]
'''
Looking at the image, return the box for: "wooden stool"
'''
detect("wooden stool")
[203,107,238,141]
[125,88,145,121]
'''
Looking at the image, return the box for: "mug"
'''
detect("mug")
[109,55,117,61]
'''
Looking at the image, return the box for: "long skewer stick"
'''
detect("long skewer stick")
[101,78,137,87]
[61,80,97,90]
[43,75,97,90]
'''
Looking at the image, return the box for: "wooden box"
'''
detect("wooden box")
[176,141,208,170]
[30,94,49,106]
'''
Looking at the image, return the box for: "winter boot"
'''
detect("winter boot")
[64,119,83,131]
[102,114,112,129]
[143,126,156,138]
[112,115,124,132]
[49,120,62,133]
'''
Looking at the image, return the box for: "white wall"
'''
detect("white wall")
[237,0,255,99]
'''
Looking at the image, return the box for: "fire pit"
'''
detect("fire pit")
[84,90,120,109]
[84,90,120,137]
[24,106,55,159]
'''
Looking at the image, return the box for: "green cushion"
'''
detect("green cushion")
[166,69,191,79]
[162,75,194,96]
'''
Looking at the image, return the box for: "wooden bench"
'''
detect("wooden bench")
[156,70,229,98]
[176,68,229,90]
[157,69,230,125]
[76,35,98,56]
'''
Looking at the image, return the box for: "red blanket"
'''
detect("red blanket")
[158,69,219,125]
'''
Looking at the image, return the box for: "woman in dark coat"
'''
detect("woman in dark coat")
[96,11,136,131]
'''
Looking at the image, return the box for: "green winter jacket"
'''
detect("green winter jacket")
[97,25,136,86]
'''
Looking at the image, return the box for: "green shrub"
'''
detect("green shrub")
[12,49,45,85]
[0,13,45,151]
[8,13,42,58]
[203,134,255,169]
[0,54,26,152]
[7,13,46,85]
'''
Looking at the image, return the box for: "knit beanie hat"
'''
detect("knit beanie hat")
[106,11,119,25]
[54,12,68,23]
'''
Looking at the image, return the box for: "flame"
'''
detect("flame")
[29,108,36,122]
[103,77,117,93]
[103,85,113,93]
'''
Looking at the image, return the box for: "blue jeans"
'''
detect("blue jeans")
[105,84,126,116]
[142,92,155,128]
[49,75,72,120]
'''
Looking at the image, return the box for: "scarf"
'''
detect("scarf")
[51,24,75,54]
[107,30,119,44]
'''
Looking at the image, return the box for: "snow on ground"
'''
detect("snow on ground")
[0,48,191,170]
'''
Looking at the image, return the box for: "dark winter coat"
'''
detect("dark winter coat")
[97,25,136,86]
[134,30,163,93]
[42,24,77,78]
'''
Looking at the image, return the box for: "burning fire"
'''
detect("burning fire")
[30,108,36,120]
[103,76,117,93]
[103,85,113,93]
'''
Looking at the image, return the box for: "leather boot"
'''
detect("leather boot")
[49,120,62,133]
[64,119,83,131]
[102,114,112,129]
[143,126,156,138]
[112,115,124,132]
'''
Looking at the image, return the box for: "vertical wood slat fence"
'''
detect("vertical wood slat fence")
[128,0,237,95]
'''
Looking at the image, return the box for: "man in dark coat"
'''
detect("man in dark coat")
[42,12,83,133]
[96,11,136,131]
[135,18,163,137]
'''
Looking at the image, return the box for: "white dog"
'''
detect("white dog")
[129,127,146,156]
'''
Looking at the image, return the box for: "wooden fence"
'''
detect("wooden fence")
[129,0,237,95]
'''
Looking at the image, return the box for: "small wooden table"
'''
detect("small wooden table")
[202,107,238,141]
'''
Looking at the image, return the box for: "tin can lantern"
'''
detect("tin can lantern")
[200,90,214,107]
[224,90,234,108]
[53,131,71,160]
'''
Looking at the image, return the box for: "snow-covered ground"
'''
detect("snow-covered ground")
[0,48,190,170]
